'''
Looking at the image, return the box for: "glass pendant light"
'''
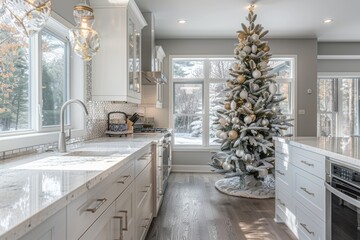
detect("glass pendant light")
[2,0,51,37]
[69,0,100,61]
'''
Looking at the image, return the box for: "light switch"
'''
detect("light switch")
[298,109,305,114]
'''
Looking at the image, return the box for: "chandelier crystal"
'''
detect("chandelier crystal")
[69,0,100,61]
[2,0,51,37]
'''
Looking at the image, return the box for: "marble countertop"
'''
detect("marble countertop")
[0,133,164,240]
[276,136,360,167]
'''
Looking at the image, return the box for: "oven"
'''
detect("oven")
[325,159,360,240]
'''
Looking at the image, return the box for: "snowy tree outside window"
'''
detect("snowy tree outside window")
[171,56,295,147]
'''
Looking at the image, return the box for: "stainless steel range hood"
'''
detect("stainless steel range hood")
[141,12,167,85]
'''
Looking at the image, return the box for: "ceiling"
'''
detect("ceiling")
[134,0,360,41]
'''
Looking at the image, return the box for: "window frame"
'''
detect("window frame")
[0,12,86,152]
[317,72,360,137]
[170,55,297,150]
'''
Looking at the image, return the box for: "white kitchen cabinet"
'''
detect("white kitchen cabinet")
[275,139,326,240]
[91,0,147,103]
[19,208,66,240]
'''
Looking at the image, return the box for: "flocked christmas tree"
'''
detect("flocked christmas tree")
[210,5,293,198]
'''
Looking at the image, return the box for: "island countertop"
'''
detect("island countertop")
[276,136,360,167]
[0,134,164,240]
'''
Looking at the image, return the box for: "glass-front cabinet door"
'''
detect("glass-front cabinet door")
[128,18,135,92]
[128,16,141,98]
[134,29,141,93]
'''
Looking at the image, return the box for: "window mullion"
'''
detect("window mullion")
[31,33,41,132]
[203,59,210,147]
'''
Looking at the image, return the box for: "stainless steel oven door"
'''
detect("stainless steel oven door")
[325,179,360,240]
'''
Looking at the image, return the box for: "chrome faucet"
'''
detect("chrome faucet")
[58,99,89,152]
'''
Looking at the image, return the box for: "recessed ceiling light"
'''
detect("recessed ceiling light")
[178,19,186,24]
[323,19,333,24]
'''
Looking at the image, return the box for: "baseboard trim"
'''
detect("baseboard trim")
[171,165,215,173]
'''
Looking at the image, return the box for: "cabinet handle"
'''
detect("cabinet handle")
[300,187,315,196]
[86,198,107,213]
[117,175,131,184]
[276,170,285,176]
[300,223,315,235]
[118,210,128,231]
[113,216,124,240]
[141,186,151,193]
[301,160,314,167]
[141,218,150,228]
[277,198,286,207]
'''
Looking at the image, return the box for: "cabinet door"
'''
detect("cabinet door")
[19,208,66,240]
[79,202,117,240]
[128,18,135,93]
[115,182,135,240]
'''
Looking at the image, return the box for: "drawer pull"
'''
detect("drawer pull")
[117,175,131,184]
[300,187,315,196]
[277,198,286,207]
[113,216,124,240]
[276,170,285,176]
[118,210,128,231]
[301,160,314,167]
[86,198,107,213]
[300,223,315,235]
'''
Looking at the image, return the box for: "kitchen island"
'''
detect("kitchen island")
[0,134,164,240]
[275,136,360,240]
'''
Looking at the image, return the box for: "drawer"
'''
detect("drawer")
[296,200,325,240]
[293,166,325,220]
[275,155,292,192]
[135,162,153,209]
[291,146,325,179]
[136,186,153,240]
[275,139,290,155]
[115,182,135,240]
[275,189,296,236]
[135,148,152,177]
[67,160,134,240]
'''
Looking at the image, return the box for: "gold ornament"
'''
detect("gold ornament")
[238,32,246,40]
[237,75,246,84]
[228,130,239,140]
[251,114,256,121]
[224,102,231,110]
[263,45,270,52]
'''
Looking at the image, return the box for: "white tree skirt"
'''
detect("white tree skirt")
[215,177,275,199]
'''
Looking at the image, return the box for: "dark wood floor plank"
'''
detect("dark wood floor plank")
[146,173,296,240]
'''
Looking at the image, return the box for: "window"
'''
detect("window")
[317,75,360,137]
[171,56,296,148]
[0,17,70,135]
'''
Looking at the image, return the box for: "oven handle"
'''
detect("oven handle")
[325,182,360,208]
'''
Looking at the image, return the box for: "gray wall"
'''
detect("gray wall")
[318,42,360,72]
[153,38,318,166]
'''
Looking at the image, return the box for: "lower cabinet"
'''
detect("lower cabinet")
[275,139,326,240]
[19,208,66,240]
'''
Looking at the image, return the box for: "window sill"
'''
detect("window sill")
[0,129,86,152]
[173,146,220,152]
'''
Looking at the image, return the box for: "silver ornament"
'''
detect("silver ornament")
[259,61,268,69]
[252,84,259,91]
[269,83,277,94]
[272,105,280,113]
[244,102,252,109]
[236,149,244,157]
[220,132,228,140]
[252,69,261,79]
[226,117,231,123]
[256,134,264,139]
[244,115,252,124]
[251,44,257,53]
[222,161,231,171]
[239,51,247,58]
[252,34,259,41]
[231,117,240,124]
[243,45,251,54]
[258,169,268,178]
[240,89,248,99]
[261,118,269,126]
[216,130,223,138]
[219,118,226,126]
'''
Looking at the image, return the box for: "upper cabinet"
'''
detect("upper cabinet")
[90,0,147,104]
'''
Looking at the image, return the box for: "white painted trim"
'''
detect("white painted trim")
[318,72,360,78]
[171,165,215,173]
[317,55,360,60]
[173,147,219,152]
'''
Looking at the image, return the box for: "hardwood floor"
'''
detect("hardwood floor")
[146,173,296,240]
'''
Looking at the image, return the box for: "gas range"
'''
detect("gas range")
[133,128,170,134]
